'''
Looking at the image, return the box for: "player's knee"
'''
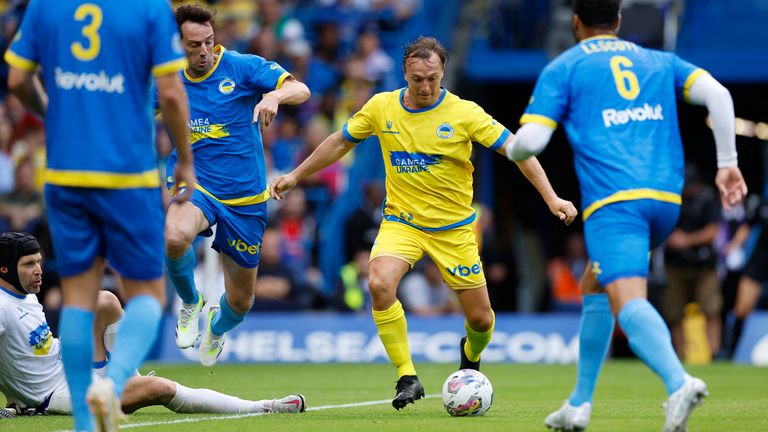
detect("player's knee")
[146,377,176,403]
[227,293,254,315]
[466,309,494,332]
[165,224,194,256]
[367,270,395,300]
[96,291,123,323]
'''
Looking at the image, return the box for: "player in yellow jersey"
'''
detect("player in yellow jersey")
[270,36,578,410]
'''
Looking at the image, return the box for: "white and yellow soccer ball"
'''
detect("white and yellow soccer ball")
[441,369,493,417]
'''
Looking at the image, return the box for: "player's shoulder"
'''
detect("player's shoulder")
[367,89,400,107]
[444,90,481,112]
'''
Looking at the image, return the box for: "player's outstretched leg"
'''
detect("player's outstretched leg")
[392,375,425,410]
[545,400,591,431]
[166,248,205,349]
[269,394,307,413]
[663,375,708,432]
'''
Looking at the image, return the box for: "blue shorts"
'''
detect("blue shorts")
[584,199,680,286]
[186,190,267,268]
[44,185,164,280]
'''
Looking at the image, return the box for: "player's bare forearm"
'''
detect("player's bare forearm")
[514,157,578,225]
[515,157,558,203]
[271,130,353,200]
[293,130,353,181]
[267,78,311,105]
[7,68,47,118]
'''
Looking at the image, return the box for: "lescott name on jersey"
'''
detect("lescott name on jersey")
[602,103,664,128]
[54,67,125,94]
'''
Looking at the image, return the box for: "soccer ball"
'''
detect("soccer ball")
[441,369,493,417]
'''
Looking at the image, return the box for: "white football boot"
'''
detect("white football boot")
[199,306,225,367]
[86,378,126,432]
[545,400,591,431]
[663,374,708,432]
[175,296,205,349]
[268,394,307,413]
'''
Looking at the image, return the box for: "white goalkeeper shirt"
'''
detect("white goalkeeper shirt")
[0,287,65,407]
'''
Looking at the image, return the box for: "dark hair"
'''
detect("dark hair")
[402,36,447,71]
[573,0,621,29]
[175,3,216,32]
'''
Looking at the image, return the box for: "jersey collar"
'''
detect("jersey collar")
[399,87,447,113]
[0,285,26,299]
[184,45,226,83]
[580,34,619,44]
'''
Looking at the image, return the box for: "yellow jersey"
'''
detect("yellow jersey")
[343,88,510,230]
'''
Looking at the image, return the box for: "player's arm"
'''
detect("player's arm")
[503,122,555,161]
[270,130,355,200]
[501,135,577,225]
[253,77,311,130]
[156,72,196,202]
[687,73,747,209]
[7,67,47,119]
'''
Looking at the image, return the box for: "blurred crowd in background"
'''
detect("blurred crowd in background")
[0,0,765,363]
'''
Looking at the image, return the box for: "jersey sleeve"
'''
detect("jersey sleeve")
[3,0,41,71]
[520,61,569,129]
[465,102,510,151]
[239,54,292,93]
[342,94,381,143]
[0,302,6,336]
[147,0,187,77]
[673,54,708,103]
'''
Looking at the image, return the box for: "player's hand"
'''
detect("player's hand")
[715,166,748,210]
[270,173,297,201]
[253,93,279,133]
[173,161,197,204]
[548,197,578,225]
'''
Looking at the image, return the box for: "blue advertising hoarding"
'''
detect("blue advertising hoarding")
[153,313,581,364]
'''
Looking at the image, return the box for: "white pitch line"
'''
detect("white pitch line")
[80,393,441,430]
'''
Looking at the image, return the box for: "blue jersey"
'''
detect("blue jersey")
[522,35,705,220]
[160,46,291,204]
[4,0,187,189]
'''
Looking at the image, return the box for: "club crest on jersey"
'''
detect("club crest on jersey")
[29,323,53,356]
[218,78,236,94]
[436,122,454,139]
[386,120,393,129]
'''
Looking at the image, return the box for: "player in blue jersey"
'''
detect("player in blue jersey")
[505,1,748,431]
[4,0,195,430]
[161,4,310,367]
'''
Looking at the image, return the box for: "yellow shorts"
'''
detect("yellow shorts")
[370,220,485,289]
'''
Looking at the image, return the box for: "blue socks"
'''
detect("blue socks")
[618,298,686,395]
[211,294,249,336]
[569,294,615,406]
[166,248,199,304]
[60,307,95,432]
[106,295,161,397]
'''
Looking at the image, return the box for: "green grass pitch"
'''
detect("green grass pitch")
[4,361,766,431]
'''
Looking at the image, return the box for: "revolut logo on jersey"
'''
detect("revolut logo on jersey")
[54,67,125,93]
[602,103,663,128]
[28,323,53,355]
[447,260,482,277]
[228,238,261,255]
[389,151,442,174]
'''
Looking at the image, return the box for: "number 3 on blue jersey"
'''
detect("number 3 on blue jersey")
[71,3,102,61]
[609,55,639,100]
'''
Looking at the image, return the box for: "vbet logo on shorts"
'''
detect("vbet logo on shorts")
[228,238,261,255]
[54,67,125,93]
[602,102,663,128]
[447,259,482,277]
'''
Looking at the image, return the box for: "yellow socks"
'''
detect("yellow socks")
[372,300,416,377]
[464,310,495,362]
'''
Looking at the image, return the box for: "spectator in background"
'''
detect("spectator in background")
[344,181,384,260]
[662,165,723,358]
[301,119,344,196]
[338,247,371,312]
[271,115,304,173]
[355,28,396,90]
[400,258,461,316]
[721,185,768,358]
[0,116,14,194]
[275,187,322,290]
[547,232,588,310]
[0,156,43,233]
[253,226,299,310]
[255,0,306,51]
